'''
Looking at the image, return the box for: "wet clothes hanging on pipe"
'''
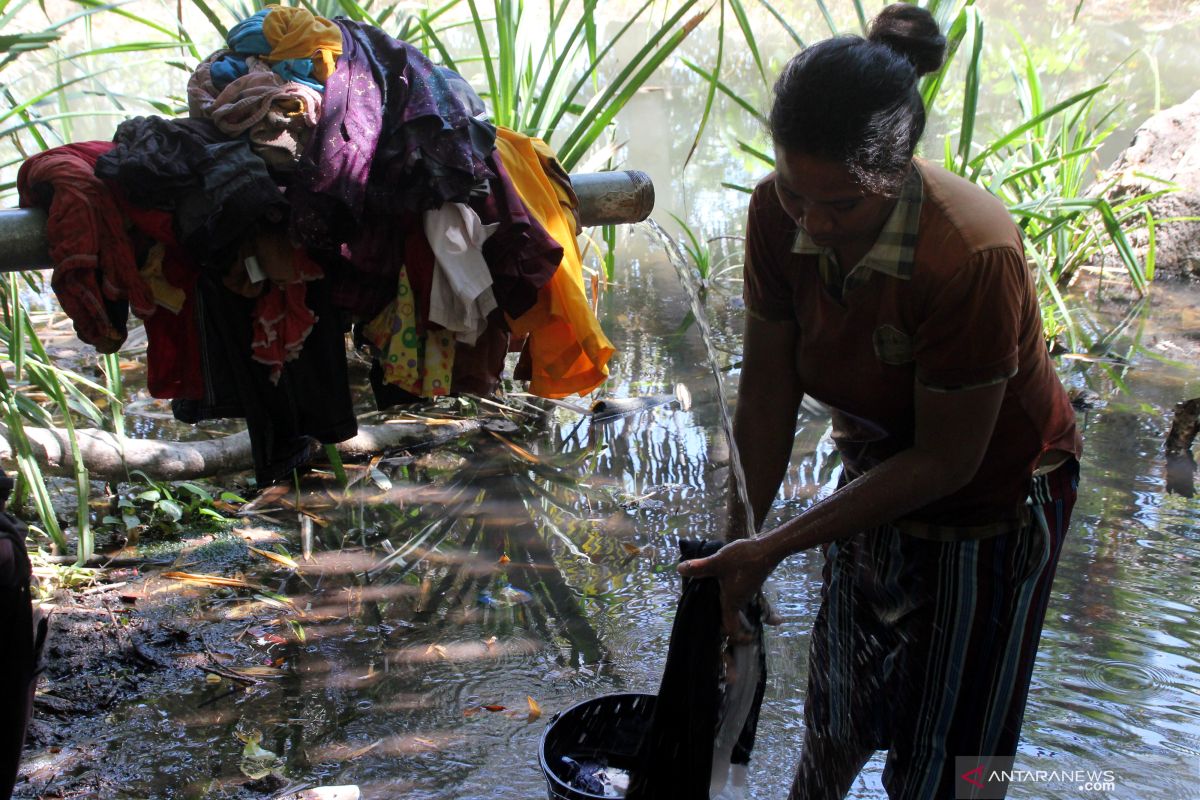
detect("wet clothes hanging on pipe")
[113,197,206,400]
[349,20,495,216]
[625,539,766,800]
[424,202,498,346]
[172,272,356,486]
[470,149,563,320]
[15,141,150,352]
[187,52,323,172]
[495,128,614,399]
[219,6,342,91]
[94,116,289,270]
[288,17,495,254]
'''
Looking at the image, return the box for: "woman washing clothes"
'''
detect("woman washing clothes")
[678,5,1081,798]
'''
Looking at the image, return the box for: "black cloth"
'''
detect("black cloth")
[95,116,288,269]
[626,539,766,800]
[0,471,44,800]
[174,141,289,265]
[174,274,358,485]
[95,116,226,208]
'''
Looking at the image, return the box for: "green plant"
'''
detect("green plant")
[414,0,708,171]
[954,37,1169,349]
[668,213,743,289]
[101,471,243,541]
[686,0,1161,347]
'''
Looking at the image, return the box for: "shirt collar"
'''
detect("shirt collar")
[791,164,924,280]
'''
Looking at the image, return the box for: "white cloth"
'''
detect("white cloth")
[423,203,498,346]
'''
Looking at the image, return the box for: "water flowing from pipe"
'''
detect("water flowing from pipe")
[640,218,756,538]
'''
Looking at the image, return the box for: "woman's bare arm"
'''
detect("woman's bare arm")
[729,313,806,537]
[683,377,1008,637]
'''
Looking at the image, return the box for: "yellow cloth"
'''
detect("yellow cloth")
[262,5,342,82]
[140,243,186,313]
[363,266,455,398]
[497,127,614,399]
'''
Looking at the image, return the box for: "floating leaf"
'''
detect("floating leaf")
[488,431,541,464]
[496,585,532,605]
[287,619,306,643]
[163,571,262,590]
[369,468,393,492]
[238,730,281,779]
[242,484,291,513]
[253,591,299,613]
[230,665,287,679]
[248,546,299,570]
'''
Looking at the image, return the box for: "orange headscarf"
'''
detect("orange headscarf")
[262,5,342,82]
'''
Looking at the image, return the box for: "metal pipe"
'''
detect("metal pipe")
[0,169,654,274]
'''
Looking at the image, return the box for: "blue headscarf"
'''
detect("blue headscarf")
[227,8,272,55]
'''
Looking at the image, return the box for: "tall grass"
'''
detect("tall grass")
[679,0,1161,347]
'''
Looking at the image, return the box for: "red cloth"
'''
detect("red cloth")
[16,142,154,352]
[403,213,435,334]
[250,247,323,383]
[111,197,205,399]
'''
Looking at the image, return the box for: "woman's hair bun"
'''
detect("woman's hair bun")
[867,3,946,77]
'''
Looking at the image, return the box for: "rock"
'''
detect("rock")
[1104,89,1200,280]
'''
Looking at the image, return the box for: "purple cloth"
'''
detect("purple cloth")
[471,151,563,319]
[351,21,494,214]
[289,19,495,253]
[289,17,383,250]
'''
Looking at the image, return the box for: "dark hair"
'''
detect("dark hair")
[768,4,946,196]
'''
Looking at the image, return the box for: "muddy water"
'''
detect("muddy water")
[23,261,1198,800]
[12,2,1200,797]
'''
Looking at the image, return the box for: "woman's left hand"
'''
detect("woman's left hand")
[677,537,775,642]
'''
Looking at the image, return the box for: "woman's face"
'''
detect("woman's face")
[773,148,898,251]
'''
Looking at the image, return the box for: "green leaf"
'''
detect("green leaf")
[157,498,185,522]
[178,482,213,502]
[756,0,804,49]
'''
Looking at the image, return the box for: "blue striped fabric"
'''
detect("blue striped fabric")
[789,460,1079,800]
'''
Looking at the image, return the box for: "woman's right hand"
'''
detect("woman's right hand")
[678,537,776,642]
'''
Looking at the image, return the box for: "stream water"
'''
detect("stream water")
[10,2,1200,797]
[19,252,1199,800]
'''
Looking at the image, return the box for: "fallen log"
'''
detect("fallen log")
[0,419,480,482]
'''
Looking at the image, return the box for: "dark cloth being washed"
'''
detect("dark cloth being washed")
[626,539,766,800]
